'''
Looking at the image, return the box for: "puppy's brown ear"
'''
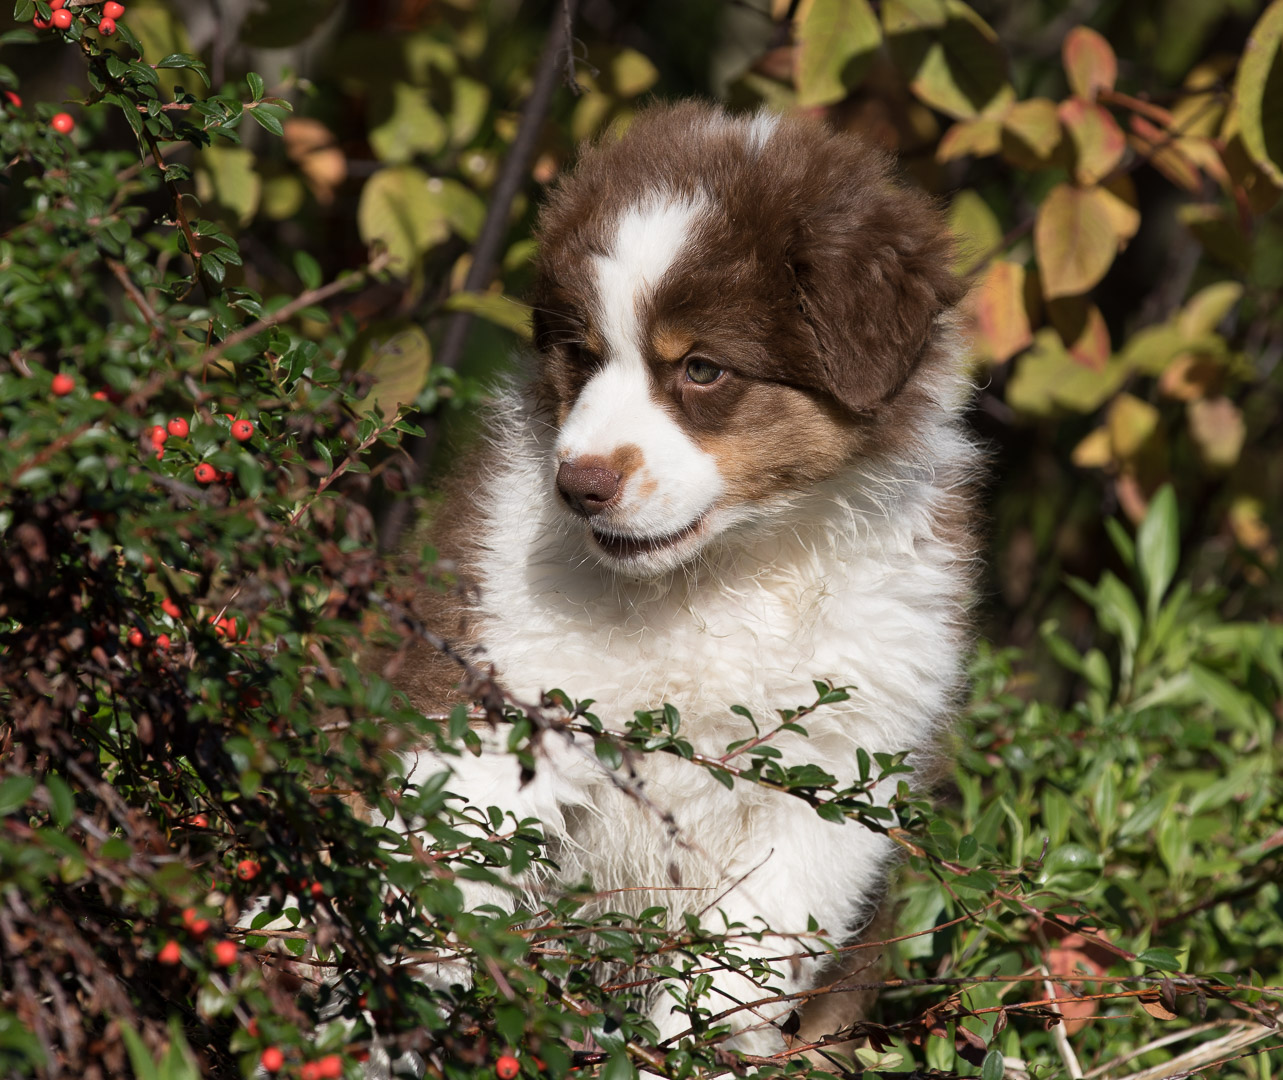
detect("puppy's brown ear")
[789,163,963,415]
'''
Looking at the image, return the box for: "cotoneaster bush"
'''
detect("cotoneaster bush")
[1,3,1281,1080]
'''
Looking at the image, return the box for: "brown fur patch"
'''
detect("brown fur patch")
[652,326,694,362]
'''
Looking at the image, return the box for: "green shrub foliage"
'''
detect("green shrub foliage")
[1,2,1281,1079]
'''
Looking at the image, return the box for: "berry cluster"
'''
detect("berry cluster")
[28,2,128,134]
[32,0,124,36]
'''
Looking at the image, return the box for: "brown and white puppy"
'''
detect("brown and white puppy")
[397,100,978,1056]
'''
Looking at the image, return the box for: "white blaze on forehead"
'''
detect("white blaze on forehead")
[555,192,722,537]
[592,191,706,359]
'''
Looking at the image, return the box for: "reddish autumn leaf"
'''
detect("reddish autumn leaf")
[1130,115,1203,191]
[1063,25,1117,100]
[971,260,1034,362]
[1034,183,1120,298]
[1059,98,1126,184]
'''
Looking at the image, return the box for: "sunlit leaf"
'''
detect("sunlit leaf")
[1136,484,1179,618]
[1047,294,1111,370]
[937,116,1003,161]
[357,165,449,274]
[195,145,260,227]
[369,82,448,164]
[795,0,881,108]
[947,188,1002,274]
[1188,397,1246,468]
[1063,25,1117,100]
[888,0,1012,119]
[611,48,660,98]
[443,291,533,339]
[1034,183,1120,299]
[971,260,1032,363]
[1059,98,1126,184]
[1231,0,1283,186]
[1000,97,1062,168]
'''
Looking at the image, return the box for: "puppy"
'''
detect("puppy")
[397,100,979,1057]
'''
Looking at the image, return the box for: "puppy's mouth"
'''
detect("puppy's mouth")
[589,515,707,561]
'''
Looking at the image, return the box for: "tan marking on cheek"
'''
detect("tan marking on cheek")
[636,472,659,500]
[608,443,644,486]
[652,326,695,362]
[695,384,862,502]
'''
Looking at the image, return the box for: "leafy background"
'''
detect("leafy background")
[1,0,1281,1078]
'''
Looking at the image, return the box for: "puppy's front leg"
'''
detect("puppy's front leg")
[650,800,893,1059]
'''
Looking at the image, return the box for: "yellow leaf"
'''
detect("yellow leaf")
[1188,397,1246,468]
[970,261,1032,363]
[889,0,1012,120]
[1058,98,1126,184]
[1231,0,1283,186]
[1006,328,1129,415]
[936,117,1003,161]
[1100,175,1142,241]
[1072,427,1113,468]
[195,145,260,227]
[1034,183,1119,299]
[1001,98,1063,167]
[357,166,449,275]
[947,189,1002,275]
[357,324,432,418]
[881,0,947,33]
[369,83,447,164]
[796,0,881,107]
[611,48,660,98]
[1047,295,1111,370]
[449,76,490,147]
[1062,26,1117,100]
[1177,204,1252,270]
[1178,282,1244,338]
[1107,393,1160,460]
[443,291,533,339]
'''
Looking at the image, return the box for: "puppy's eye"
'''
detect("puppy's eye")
[684,357,724,385]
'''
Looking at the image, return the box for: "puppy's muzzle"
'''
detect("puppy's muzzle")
[557,460,621,518]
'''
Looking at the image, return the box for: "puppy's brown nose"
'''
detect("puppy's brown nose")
[557,460,621,517]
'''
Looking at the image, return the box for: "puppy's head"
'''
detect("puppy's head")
[530,102,963,576]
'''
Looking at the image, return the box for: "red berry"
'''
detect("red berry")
[309,880,324,899]
[149,424,168,447]
[212,939,237,967]
[51,373,74,396]
[231,419,254,441]
[167,417,189,438]
[127,628,145,648]
[33,17,50,29]
[301,1064,322,1080]
[496,1055,520,1080]
[161,596,181,619]
[236,858,260,881]
[155,633,170,651]
[50,112,74,134]
[97,16,115,33]
[92,389,108,401]
[188,813,209,828]
[50,0,66,8]
[261,1047,285,1074]
[104,0,125,15]
[194,463,217,484]
[246,1018,259,1038]
[51,8,73,29]
[317,1056,343,1080]
[158,940,181,965]
[3,91,21,108]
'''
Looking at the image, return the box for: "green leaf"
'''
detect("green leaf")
[0,776,36,817]
[357,166,449,274]
[981,1048,1006,1080]
[1136,484,1179,619]
[45,775,74,828]
[887,0,1013,120]
[369,82,448,163]
[355,322,432,417]
[1136,947,1182,972]
[247,102,289,136]
[600,1053,638,1080]
[246,70,265,101]
[796,0,881,108]
[1233,0,1283,186]
[443,291,533,339]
